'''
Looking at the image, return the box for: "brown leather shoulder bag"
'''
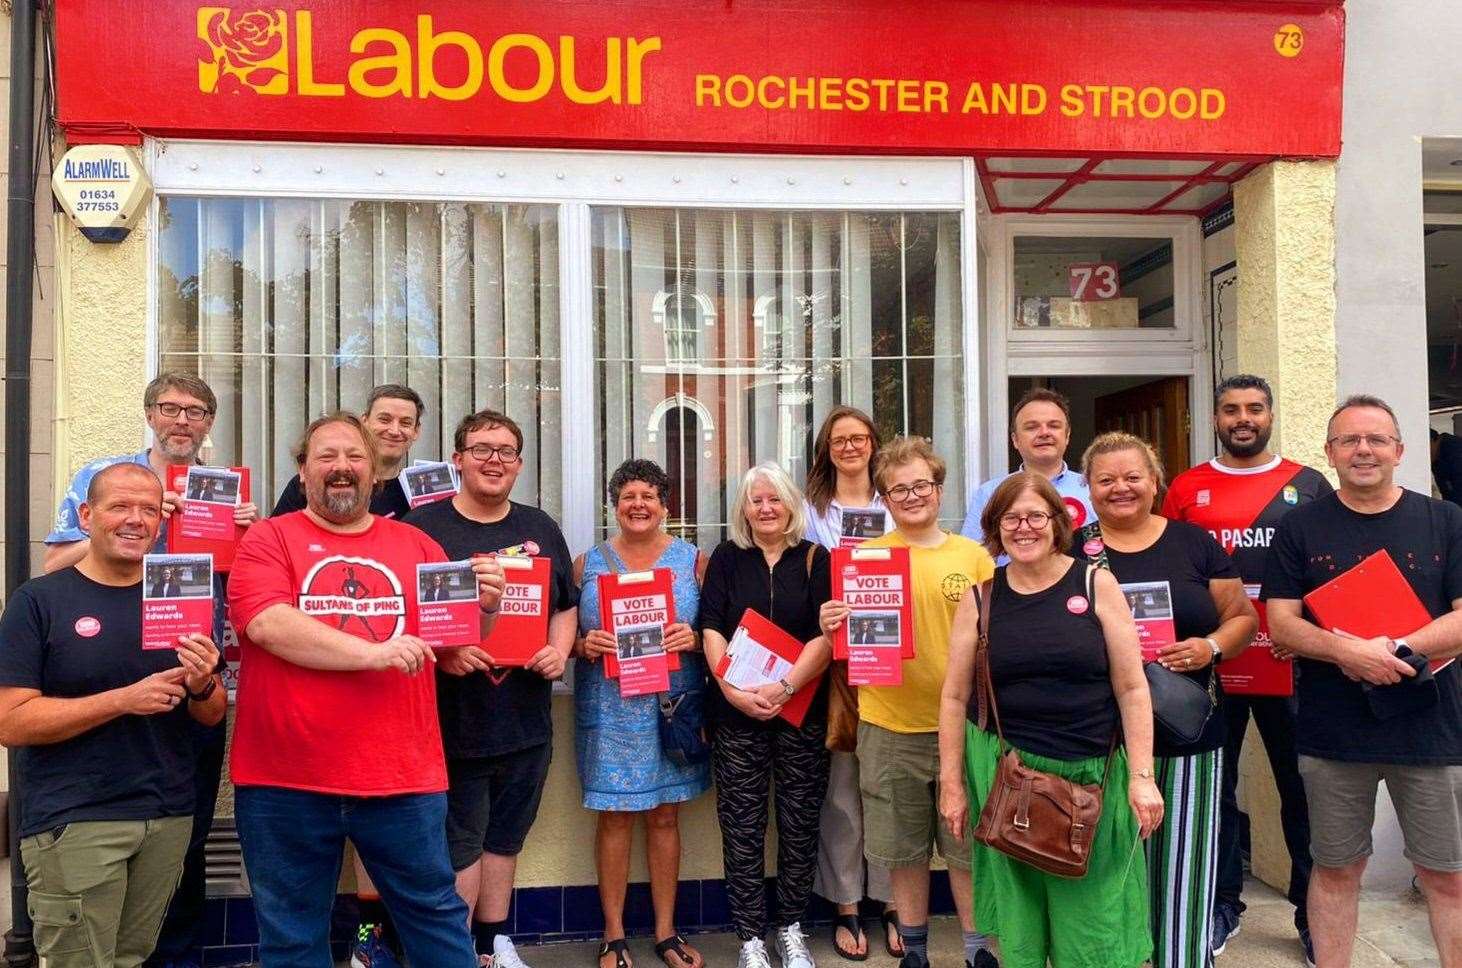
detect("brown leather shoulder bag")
[970,569,1114,879]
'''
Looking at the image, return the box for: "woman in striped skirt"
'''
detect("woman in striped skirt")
[1074,433,1259,968]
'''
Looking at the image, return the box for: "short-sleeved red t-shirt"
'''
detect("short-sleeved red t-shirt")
[228,512,450,796]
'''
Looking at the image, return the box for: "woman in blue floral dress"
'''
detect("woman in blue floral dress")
[574,459,710,968]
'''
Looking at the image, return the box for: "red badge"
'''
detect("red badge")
[1066,596,1090,615]
[1063,497,1087,528]
[1083,538,1105,557]
[74,616,101,638]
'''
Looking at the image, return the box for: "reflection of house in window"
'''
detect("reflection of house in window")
[753,293,785,359]
[652,287,715,366]
[647,393,715,539]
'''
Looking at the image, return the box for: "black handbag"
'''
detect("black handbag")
[1080,522,1216,746]
[595,542,710,767]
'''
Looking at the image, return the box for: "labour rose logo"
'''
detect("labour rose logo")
[197,8,289,95]
[297,555,407,644]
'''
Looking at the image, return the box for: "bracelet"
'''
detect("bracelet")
[480,605,499,614]
[186,677,218,702]
[1130,767,1154,779]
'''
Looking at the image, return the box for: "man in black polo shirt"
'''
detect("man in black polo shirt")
[1264,394,1462,968]
[405,409,578,968]
[0,463,226,968]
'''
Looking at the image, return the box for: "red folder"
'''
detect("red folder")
[166,465,250,571]
[713,608,820,727]
[830,546,915,661]
[481,555,552,666]
[1302,550,1454,675]
[1217,587,1294,696]
[597,567,680,686]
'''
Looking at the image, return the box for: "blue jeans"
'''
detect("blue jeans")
[235,786,475,968]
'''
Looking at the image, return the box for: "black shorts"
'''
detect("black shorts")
[445,742,553,871]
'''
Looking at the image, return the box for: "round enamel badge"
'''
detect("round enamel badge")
[1066,596,1090,615]
[74,616,101,638]
[1082,538,1105,557]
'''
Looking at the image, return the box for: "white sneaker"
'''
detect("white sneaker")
[489,935,531,968]
[738,938,774,968]
[774,923,815,968]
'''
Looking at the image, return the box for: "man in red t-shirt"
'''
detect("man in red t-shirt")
[228,412,505,968]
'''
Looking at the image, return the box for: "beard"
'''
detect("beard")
[308,472,369,523]
[1219,423,1273,459]
[157,431,204,462]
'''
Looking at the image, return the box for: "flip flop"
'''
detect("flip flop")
[598,939,632,968]
[881,910,905,959]
[832,913,869,961]
[654,934,703,968]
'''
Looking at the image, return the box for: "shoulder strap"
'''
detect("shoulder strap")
[1080,521,1111,571]
[594,541,621,575]
[805,541,816,578]
[973,580,1005,741]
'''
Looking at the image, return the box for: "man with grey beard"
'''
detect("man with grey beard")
[43,371,258,968]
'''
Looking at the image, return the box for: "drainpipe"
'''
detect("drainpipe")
[4,0,38,963]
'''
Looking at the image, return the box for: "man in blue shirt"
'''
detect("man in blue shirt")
[43,372,257,968]
[961,388,1093,544]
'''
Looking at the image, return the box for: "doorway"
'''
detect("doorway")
[1007,375,1192,485]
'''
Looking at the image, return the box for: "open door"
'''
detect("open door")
[1093,376,1191,485]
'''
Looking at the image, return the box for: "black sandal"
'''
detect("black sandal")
[598,939,632,968]
[832,913,868,962]
[881,910,905,959]
[654,934,702,968]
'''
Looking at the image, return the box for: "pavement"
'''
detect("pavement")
[510,877,1441,968]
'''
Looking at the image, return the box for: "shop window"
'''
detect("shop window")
[592,207,964,546]
[156,197,562,516]
[1012,235,1176,330]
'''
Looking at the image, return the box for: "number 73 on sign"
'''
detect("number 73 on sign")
[1068,262,1120,301]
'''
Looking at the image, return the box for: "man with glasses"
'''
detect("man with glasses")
[404,409,579,968]
[819,437,997,968]
[1162,374,1331,964]
[1264,394,1462,968]
[272,384,424,521]
[961,388,1092,545]
[43,372,256,968]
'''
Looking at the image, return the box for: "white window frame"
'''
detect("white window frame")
[980,211,1212,479]
[145,140,981,553]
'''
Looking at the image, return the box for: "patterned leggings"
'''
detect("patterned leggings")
[1148,749,1223,968]
[712,717,831,941]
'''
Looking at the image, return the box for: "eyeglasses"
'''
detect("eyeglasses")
[1326,434,1400,451]
[998,511,1051,532]
[885,480,939,502]
[830,433,872,450]
[153,402,213,422]
[461,444,521,463]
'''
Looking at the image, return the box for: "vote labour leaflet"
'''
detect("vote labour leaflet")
[416,560,481,648]
[480,555,550,666]
[1217,585,1294,696]
[715,608,817,727]
[400,461,459,509]
[839,507,888,548]
[167,465,250,570]
[597,568,676,697]
[830,546,914,687]
[142,552,214,650]
[1119,580,1176,662]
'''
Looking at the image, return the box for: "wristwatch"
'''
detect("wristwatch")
[1393,638,1413,659]
[1131,767,1154,780]
[187,677,218,702]
[1205,637,1223,665]
[780,678,796,698]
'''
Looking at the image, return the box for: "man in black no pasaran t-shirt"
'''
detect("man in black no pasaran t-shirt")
[404,408,578,968]
[1263,395,1462,968]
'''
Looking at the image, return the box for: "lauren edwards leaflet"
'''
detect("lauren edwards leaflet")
[416,560,480,648]
[839,508,887,548]
[401,461,459,509]
[480,555,550,666]
[831,546,914,683]
[142,553,214,650]
[1119,580,1176,662]
[167,465,250,569]
[1217,585,1294,696]
[597,569,676,697]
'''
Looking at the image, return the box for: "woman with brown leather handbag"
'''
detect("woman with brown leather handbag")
[938,472,1165,968]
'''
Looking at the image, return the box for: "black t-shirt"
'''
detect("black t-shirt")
[271,474,412,521]
[1073,519,1239,757]
[403,499,579,758]
[697,539,832,730]
[1261,489,1462,765]
[977,561,1116,760]
[0,569,196,837]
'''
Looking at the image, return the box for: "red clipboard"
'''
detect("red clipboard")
[1302,550,1454,675]
[598,568,680,678]
[713,608,819,727]
[481,555,552,666]
[830,546,915,661]
[166,465,250,571]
